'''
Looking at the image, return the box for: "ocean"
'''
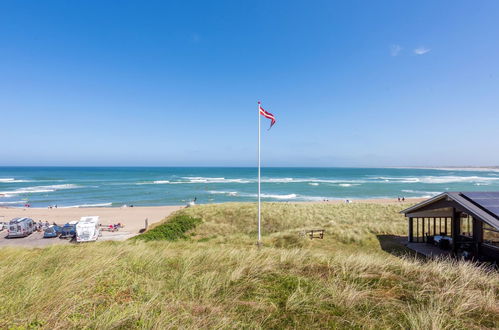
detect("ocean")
[1,167,499,208]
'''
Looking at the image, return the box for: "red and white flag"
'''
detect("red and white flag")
[258,102,276,129]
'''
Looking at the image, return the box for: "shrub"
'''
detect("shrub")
[133,214,202,241]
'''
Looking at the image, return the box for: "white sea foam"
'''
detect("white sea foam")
[418,167,499,173]
[208,190,331,201]
[0,200,25,205]
[310,179,366,184]
[262,178,367,185]
[373,177,421,183]
[181,177,251,184]
[187,177,363,185]
[0,184,81,196]
[243,193,329,201]
[157,176,369,185]
[208,190,239,196]
[0,178,31,183]
[261,178,357,184]
[263,178,294,183]
[401,189,440,196]
[419,176,499,184]
[296,196,329,201]
[261,193,297,199]
[59,202,113,208]
[372,175,499,184]
[338,183,361,187]
[136,180,171,185]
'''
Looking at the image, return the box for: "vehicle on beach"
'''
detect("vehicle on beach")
[76,216,100,242]
[7,218,34,238]
[60,221,78,239]
[43,225,63,238]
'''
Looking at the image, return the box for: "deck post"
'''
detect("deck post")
[416,218,419,242]
[452,209,460,255]
[421,218,426,243]
[408,217,413,242]
[472,217,482,257]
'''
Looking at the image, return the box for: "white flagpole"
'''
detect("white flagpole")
[258,101,261,244]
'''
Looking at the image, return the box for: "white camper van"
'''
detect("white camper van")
[7,217,35,238]
[75,216,100,242]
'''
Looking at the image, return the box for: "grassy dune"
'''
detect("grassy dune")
[0,203,498,329]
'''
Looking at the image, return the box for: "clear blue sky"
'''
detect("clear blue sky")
[1,1,499,167]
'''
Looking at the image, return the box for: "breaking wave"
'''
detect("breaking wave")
[338,183,361,187]
[136,180,170,185]
[0,178,31,183]
[261,193,297,199]
[0,200,25,205]
[181,177,251,184]
[401,189,440,196]
[262,178,294,183]
[372,176,499,184]
[208,190,239,196]
[0,184,82,197]
[59,202,113,208]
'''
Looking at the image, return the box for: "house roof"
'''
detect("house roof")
[401,192,499,230]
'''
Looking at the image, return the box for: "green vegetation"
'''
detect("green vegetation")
[133,214,202,241]
[0,202,498,329]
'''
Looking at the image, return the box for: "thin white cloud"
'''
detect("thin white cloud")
[390,44,402,56]
[414,47,430,55]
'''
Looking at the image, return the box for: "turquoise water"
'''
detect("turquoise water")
[1,167,499,208]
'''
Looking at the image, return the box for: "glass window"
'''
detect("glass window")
[483,223,499,247]
[460,215,473,237]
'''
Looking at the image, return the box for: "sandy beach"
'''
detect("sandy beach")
[0,205,183,234]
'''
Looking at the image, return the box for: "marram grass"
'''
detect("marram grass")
[133,214,202,241]
[0,202,497,329]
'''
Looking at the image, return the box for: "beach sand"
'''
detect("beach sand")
[0,205,183,233]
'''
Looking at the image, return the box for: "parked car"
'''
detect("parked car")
[60,221,78,239]
[7,218,35,238]
[43,225,62,238]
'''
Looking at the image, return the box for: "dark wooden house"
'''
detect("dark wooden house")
[401,192,499,261]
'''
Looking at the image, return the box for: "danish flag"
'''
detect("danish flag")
[258,102,276,129]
